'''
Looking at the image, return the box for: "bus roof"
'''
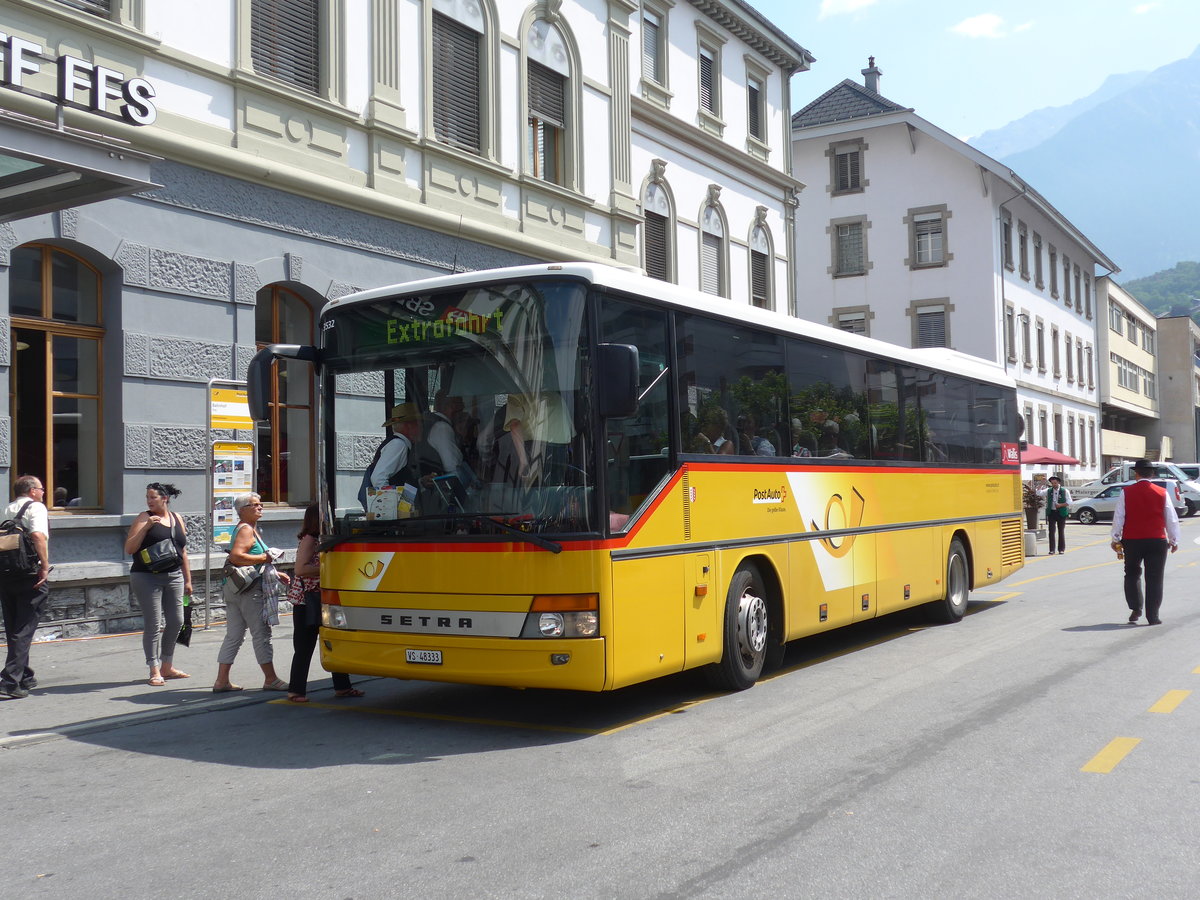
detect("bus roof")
[324,262,1016,390]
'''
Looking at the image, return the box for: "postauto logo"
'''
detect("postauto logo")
[752,485,788,504]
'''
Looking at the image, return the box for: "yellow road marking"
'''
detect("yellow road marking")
[1149,689,1191,714]
[1193,665,1200,675]
[1081,737,1141,773]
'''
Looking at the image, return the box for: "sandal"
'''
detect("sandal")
[212,683,244,693]
[262,678,289,691]
[162,670,190,679]
[287,694,310,703]
[148,675,166,686]
[335,688,365,698]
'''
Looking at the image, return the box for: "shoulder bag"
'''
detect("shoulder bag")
[137,515,181,573]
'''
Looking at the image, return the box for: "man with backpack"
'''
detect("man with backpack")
[0,475,50,699]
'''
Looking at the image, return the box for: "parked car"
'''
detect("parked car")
[1073,461,1200,516]
[1069,479,1186,525]
[1175,463,1200,482]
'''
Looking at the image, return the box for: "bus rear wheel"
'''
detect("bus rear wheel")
[928,537,970,624]
[706,565,769,691]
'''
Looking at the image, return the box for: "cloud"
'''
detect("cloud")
[1133,2,1160,13]
[818,0,878,19]
[950,13,1007,37]
[1013,21,1034,33]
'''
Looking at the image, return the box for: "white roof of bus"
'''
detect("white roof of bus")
[325,262,1015,389]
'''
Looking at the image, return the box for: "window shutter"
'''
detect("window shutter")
[836,150,860,191]
[55,0,112,14]
[642,14,660,82]
[917,309,946,347]
[528,61,565,128]
[748,81,762,139]
[432,13,482,153]
[251,0,320,95]
[700,232,721,295]
[699,51,715,113]
[750,249,769,307]
[644,212,669,281]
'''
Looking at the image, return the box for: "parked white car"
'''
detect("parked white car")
[1073,461,1200,516]
[1069,479,1186,525]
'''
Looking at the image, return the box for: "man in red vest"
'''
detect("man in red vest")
[1110,459,1180,625]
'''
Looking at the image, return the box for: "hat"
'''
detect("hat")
[1048,474,1061,483]
[1132,458,1154,476]
[382,402,421,426]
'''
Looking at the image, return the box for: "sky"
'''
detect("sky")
[745,0,1200,140]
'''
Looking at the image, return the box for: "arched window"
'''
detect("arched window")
[749,222,772,309]
[429,0,496,157]
[642,181,674,282]
[523,14,580,190]
[699,198,728,297]
[9,244,104,509]
[254,285,314,505]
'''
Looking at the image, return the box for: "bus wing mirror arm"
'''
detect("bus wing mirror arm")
[596,343,639,419]
[247,344,318,422]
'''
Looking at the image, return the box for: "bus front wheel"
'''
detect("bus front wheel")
[929,537,970,624]
[706,565,768,691]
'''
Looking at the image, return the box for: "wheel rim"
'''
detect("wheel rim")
[1080,510,1094,525]
[947,551,968,612]
[737,588,768,664]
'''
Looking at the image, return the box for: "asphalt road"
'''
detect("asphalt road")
[7,521,1200,899]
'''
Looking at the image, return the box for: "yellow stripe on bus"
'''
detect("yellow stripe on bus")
[1081,737,1141,773]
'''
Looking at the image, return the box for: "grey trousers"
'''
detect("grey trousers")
[217,579,273,666]
[130,570,184,668]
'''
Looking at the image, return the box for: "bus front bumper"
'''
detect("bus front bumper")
[318,629,608,691]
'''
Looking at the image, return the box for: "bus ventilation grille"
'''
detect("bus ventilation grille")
[1000,518,1024,568]
[682,465,691,542]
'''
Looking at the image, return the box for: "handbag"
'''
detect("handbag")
[177,596,193,647]
[222,560,262,593]
[138,537,180,573]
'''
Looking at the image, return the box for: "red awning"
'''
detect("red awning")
[1021,443,1080,465]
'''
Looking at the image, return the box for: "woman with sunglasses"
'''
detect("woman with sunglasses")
[212,493,290,692]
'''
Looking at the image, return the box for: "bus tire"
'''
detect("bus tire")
[706,565,769,691]
[929,537,970,624]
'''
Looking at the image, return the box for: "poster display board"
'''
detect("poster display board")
[210,386,254,430]
[211,441,255,546]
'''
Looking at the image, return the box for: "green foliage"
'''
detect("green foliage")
[1023,481,1045,511]
[1124,261,1200,319]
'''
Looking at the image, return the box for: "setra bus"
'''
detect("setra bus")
[247,263,1025,692]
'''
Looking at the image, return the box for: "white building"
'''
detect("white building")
[789,59,1118,482]
[630,0,811,310]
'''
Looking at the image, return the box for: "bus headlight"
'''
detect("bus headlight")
[520,594,599,638]
[322,605,348,628]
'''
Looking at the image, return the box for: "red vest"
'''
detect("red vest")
[1122,480,1167,540]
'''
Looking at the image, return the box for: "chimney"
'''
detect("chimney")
[861,56,881,93]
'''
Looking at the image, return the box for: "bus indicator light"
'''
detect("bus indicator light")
[819,603,828,622]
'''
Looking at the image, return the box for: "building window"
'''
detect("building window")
[1036,319,1046,371]
[699,202,727,296]
[747,75,765,143]
[431,12,483,154]
[1088,420,1095,462]
[1049,246,1059,298]
[642,180,673,282]
[1079,419,1087,466]
[527,60,565,184]
[830,141,864,194]
[1109,302,1124,335]
[55,0,113,16]
[641,8,664,85]
[255,285,315,505]
[1144,371,1157,400]
[1083,274,1092,319]
[1051,325,1060,376]
[698,44,719,117]
[1126,313,1138,344]
[1076,340,1084,387]
[1018,222,1029,279]
[1062,256,1071,307]
[1065,331,1074,382]
[1142,328,1155,354]
[1020,312,1031,366]
[1039,408,1048,447]
[832,218,866,276]
[251,0,320,95]
[9,244,104,509]
[1086,344,1094,388]
[1054,412,1063,452]
[914,304,948,348]
[1001,212,1013,271]
[1073,265,1082,313]
[909,207,947,268]
[1068,414,1076,460]
[835,310,868,334]
[749,224,772,309]
[1004,306,1016,362]
[1034,233,1044,289]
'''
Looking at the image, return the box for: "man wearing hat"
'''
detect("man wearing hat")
[357,402,424,507]
[1043,474,1072,555]
[1111,459,1180,625]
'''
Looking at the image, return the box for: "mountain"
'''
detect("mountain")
[1123,261,1200,316]
[970,46,1200,281]
[971,70,1150,158]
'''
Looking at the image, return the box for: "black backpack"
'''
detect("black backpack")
[0,500,40,576]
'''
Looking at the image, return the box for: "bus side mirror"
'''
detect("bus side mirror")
[247,344,318,422]
[596,343,639,419]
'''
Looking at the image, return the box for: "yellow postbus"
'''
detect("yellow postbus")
[248,263,1024,692]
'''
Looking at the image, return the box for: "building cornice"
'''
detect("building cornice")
[687,0,813,72]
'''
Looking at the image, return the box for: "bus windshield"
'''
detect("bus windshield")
[321,278,594,539]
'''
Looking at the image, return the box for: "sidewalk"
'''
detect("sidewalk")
[0,616,327,750]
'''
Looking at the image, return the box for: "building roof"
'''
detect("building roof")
[690,0,815,72]
[790,79,909,128]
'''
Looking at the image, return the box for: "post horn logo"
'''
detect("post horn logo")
[812,487,866,559]
[358,559,387,579]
